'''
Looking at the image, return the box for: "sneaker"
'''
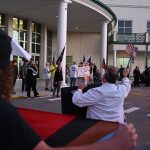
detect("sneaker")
[34,95,40,97]
[35,92,39,96]
[12,91,16,94]
[51,94,55,97]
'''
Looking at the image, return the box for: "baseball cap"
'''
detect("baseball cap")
[0,29,12,69]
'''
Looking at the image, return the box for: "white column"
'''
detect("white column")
[5,15,13,60]
[27,20,32,54]
[145,32,149,67]
[113,50,117,67]
[5,15,13,37]
[40,24,47,78]
[100,21,108,75]
[57,0,72,86]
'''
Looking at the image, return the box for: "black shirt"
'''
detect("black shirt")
[0,98,41,150]
[54,70,63,83]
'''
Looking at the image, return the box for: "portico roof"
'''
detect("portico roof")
[0,0,117,32]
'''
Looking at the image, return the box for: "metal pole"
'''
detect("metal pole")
[145,44,148,68]
[145,32,149,68]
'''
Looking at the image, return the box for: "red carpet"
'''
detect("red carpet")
[17,107,76,139]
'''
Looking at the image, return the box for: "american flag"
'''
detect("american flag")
[132,46,138,57]
[125,43,138,58]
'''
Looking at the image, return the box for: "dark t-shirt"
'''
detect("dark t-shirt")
[0,98,41,150]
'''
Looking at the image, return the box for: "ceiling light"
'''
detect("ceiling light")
[75,26,78,30]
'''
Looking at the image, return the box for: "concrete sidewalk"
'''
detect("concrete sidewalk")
[11,79,55,99]
[11,78,150,99]
[11,89,53,99]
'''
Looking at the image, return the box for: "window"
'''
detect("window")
[47,29,52,63]
[66,56,73,67]
[147,21,150,33]
[32,22,41,54]
[118,20,132,33]
[12,17,28,71]
[13,17,27,49]
[147,59,150,67]
[0,14,5,30]
[117,58,130,68]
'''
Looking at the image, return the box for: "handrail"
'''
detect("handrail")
[109,33,148,44]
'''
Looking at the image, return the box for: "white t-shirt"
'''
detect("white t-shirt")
[83,65,90,77]
[69,65,78,78]
[44,66,50,80]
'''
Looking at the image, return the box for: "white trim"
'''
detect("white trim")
[125,107,140,113]
[73,0,114,22]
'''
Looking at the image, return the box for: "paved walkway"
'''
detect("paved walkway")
[11,89,53,99]
[130,86,150,97]
[11,81,150,150]
[11,79,150,99]
[12,78,71,99]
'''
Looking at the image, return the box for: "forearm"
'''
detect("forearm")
[34,137,133,150]
[35,123,137,150]
[53,138,123,150]
[122,77,131,88]
[72,91,85,107]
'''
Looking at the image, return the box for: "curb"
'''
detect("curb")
[130,93,150,97]
[11,94,46,100]
[11,96,27,99]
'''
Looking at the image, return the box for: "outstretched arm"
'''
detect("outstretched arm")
[34,123,138,150]
[121,69,132,97]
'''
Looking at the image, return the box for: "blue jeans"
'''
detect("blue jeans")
[70,77,77,87]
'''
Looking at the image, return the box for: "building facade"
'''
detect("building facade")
[0,0,116,83]
[101,0,150,74]
[1,0,150,79]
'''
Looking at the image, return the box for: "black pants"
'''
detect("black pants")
[27,78,38,97]
[13,78,17,87]
[22,78,27,91]
[134,77,140,87]
[53,81,62,96]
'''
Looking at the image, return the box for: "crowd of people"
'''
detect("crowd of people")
[118,64,150,87]
[68,61,101,87]
[19,61,63,98]
[11,51,106,97]
[0,26,138,150]
[16,57,150,99]
[15,58,40,98]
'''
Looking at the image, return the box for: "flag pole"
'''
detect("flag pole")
[127,56,131,68]
[127,56,133,78]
